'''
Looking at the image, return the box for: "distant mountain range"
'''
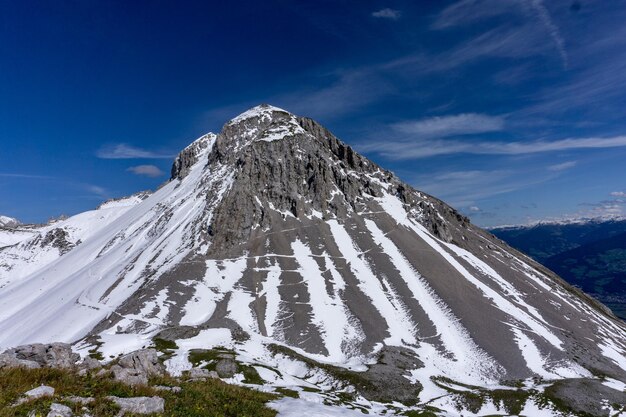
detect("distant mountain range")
[491,219,626,320]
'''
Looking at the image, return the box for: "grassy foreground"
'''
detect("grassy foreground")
[0,367,277,417]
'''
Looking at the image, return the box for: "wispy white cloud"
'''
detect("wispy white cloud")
[97,144,173,159]
[0,173,53,179]
[372,8,402,20]
[431,0,567,66]
[547,160,577,171]
[410,168,556,207]
[392,113,504,138]
[431,0,521,30]
[126,164,165,178]
[360,135,626,159]
[610,191,626,198]
[86,185,108,198]
[527,0,567,67]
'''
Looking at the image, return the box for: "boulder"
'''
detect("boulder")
[215,358,238,378]
[80,357,102,370]
[106,396,165,414]
[0,353,40,370]
[4,343,79,368]
[111,349,164,385]
[16,385,54,405]
[47,403,73,417]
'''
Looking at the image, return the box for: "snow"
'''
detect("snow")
[599,339,626,372]
[269,397,383,417]
[228,104,290,125]
[365,219,501,385]
[327,219,417,346]
[261,261,284,339]
[0,133,232,350]
[291,238,363,362]
[602,377,626,392]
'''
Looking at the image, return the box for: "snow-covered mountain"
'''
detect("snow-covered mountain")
[0,105,624,416]
[0,215,19,229]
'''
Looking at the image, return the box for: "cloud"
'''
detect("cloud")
[469,206,481,212]
[392,113,504,138]
[431,0,521,30]
[431,0,567,66]
[97,144,173,159]
[527,0,567,67]
[610,191,626,198]
[547,160,577,171]
[86,185,108,198]
[410,169,554,208]
[360,135,626,160]
[126,165,165,178]
[372,8,401,20]
[0,173,53,179]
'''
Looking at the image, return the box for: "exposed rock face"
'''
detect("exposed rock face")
[171,134,214,179]
[40,228,76,254]
[110,349,164,385]
[3,343,79,368]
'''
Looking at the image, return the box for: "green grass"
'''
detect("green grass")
[274,388,299,398]
[0,367,277,417]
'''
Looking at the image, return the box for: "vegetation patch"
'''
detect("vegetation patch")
[274,388,299,398]
[0,366,277,417]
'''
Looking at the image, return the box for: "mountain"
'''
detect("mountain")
[545,231,626,320]
[0,215,20,229]
[0,105,625,416]
[492,220,626,321]
[491,219,626,264]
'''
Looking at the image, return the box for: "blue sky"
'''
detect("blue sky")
[1,0,626,227]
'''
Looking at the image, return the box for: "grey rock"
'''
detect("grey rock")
[16,385,55,405]
[106,396,165,414]
[4,343,79,368]
[187,368,218,379]
[65,396,95,405]
[154,385,182,393]
[215,358,238,378]
[111,349,163,385]
[24,385,55,399]
[47,403,73,417]
[546,378,626,416]
[0,353,40,369]
[79,356,101,370]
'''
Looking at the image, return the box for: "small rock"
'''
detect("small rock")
[187,368,218,379]
[154,385,182,393]
[106,396,165,414]
[215,358,238,378]
[25,385,55,399]
[15,385,55,406]
[47,403,73,417]
[65,396,95,405]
